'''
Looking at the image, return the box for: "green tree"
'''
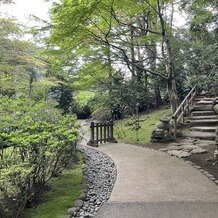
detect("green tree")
[48,0,181,113]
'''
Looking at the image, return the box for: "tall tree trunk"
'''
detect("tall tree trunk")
[164,36,179,113]
[157,0,178,113]
[146,42,163,108]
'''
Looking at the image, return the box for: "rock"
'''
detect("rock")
[181,144,200,151]
[168,143,182,146]
[79,193,86,200]
[166,145,183,151]
[74,199,84,207]
[167,150,183,156]
[67,207,78,215]
[193,165,201,169]
[178,151,191,158]
[214,104,218,114]
[151,129,165,139]
[191,148,207,154]
[159,148,168,152]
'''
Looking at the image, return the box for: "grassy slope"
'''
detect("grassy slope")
[24,155,84,218]
[114,107,171,144]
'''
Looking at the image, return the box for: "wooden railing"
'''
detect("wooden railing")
[172,84,198,138]
[87,121,117,147]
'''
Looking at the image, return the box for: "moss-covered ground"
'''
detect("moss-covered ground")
[24,154,84,218]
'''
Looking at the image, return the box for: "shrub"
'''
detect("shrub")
[0,97,80,217]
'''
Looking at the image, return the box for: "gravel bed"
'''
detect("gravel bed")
[67,142,117,218]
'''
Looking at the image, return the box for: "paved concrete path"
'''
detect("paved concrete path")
[94,143,218,218]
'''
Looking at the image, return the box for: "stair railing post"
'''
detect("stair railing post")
[173,117,177,139]
[182,104,185,123]
[87,122,98,147]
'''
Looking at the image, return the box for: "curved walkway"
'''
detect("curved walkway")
[94,143,218,218]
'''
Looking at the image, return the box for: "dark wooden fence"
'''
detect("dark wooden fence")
[87,121,117,147]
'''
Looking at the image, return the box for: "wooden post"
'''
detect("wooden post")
[100,123,103,143]
[87,122,98,147]
[173,117,177,139]
[182,104,185,123]
[107,122,110,140]
[104,123,106,143]
[108,121,117,143]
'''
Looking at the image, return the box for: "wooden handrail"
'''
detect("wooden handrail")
[172,84,198,138]
[172,84,197,119]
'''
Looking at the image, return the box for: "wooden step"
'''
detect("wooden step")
[190,119,218,127]
[186,131,216,140]
[192,111,216,117]
[191,115,218,120]
[190,126,218,132]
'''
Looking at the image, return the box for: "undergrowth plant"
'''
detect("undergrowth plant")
[0,97,80,218]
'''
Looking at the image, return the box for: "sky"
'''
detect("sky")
[0,0,53,26]
[1,0,187,26]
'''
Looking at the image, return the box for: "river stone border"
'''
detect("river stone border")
[66,143,117,218]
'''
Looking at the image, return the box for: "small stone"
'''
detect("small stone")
[79,193,86,200]
[178,151,191,158]
[205,173,213,177]
[159,148,168,152]
[181,144,200,150]
[193,165,201,169]
[67,207,78,215]
[209,177,216,181]
[167,146,183,151]
[215,180,218,184]
[191,148,207,154]
[167,150,183,156]
[168,143,182,146]
[74,199,84,207]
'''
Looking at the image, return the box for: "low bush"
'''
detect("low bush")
[0,97,80,218]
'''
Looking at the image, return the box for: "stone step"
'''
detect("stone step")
[191,115,218,120]
[190,119,218,127]
[186,131,216,141]
[190,126,218,132]
[191,106,213,111]
[195,102,213,107]
[192,111,216,117]
[195,97,214,101]
[197,94,215,98]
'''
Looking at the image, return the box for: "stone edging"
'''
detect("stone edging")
[65,142,117,218]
